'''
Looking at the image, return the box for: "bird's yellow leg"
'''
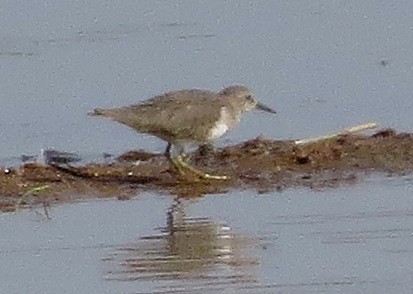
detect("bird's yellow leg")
[164,143,228,180]
[168,156,187,176]
[175,155,228,180]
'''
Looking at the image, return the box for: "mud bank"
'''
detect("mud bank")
[1,128,412,212]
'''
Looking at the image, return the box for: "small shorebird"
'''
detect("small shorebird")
[89,85,276,180]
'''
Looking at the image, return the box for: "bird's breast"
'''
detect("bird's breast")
[207,107,239,140]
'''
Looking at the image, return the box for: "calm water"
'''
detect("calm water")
[1,0,413,162]
[1,0,413,293]
[1,176,413,293]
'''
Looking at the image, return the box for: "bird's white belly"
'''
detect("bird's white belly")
[209,121,229,140]
[208,107,231,140]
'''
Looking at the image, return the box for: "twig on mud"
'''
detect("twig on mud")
[295,122,378,145]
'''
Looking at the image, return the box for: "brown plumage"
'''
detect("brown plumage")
[90,85,276,179]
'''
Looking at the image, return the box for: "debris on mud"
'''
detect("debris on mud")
[1,128,413,212]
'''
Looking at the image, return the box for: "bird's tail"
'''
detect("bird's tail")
[88,108,108,116]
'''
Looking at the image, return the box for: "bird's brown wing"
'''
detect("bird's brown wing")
[95,90,224,143]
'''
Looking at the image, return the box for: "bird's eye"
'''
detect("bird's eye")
[245,95,254,101]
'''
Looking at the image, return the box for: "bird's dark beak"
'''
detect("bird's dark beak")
[256,102,276,114]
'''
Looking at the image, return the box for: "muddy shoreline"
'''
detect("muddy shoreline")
[1,128,412,212]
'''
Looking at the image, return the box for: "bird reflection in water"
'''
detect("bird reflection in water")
[103,199,258,291]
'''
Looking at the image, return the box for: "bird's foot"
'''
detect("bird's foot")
[171,156,228,180]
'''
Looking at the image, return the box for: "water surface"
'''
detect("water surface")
[1,1,413,293]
